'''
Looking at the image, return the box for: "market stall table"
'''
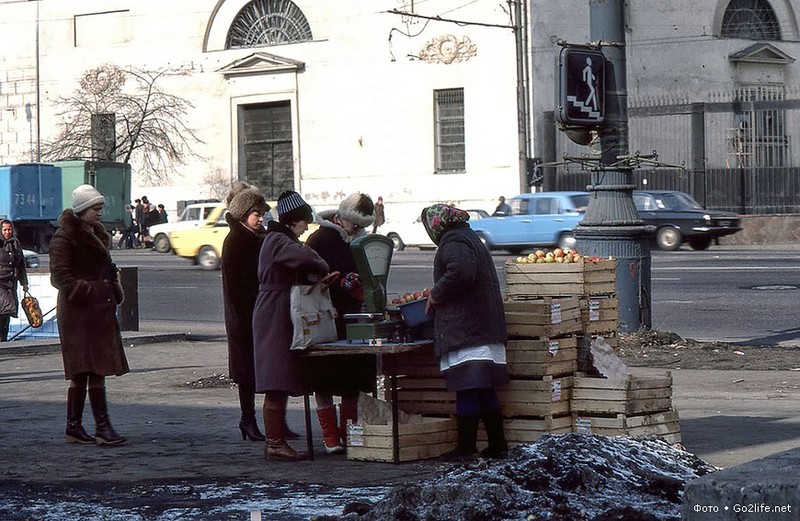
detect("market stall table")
[299,339,433,463]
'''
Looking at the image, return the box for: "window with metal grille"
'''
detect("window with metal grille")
[730,85,787,167]
[721,0,781,40]
[434,88,465,173]
[226,0,312,49]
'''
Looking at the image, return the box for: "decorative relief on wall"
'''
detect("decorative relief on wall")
[418,35,477,64]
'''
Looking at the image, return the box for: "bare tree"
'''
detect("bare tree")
[203,167,233,201]
[41,64,205,185]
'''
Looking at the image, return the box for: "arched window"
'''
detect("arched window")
[721,0,781,40]
[226,0,312,49]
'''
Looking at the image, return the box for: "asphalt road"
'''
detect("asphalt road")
[104,244,800,346]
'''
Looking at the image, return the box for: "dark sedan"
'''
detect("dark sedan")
[633,190,742,251]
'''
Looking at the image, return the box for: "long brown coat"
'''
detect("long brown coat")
[49,210,128,379]
[252,221,329,395]
[221,213,265,386]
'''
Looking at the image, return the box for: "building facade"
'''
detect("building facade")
[0,0,521,219]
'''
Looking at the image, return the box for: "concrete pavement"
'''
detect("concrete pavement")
[1,321,800,516]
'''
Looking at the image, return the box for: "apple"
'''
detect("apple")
[535,250,545,259]
[403,292,415,302]
[391,297,402,305]
[422,288,431,297]
[553,248,564,258]
[413,291,423,300]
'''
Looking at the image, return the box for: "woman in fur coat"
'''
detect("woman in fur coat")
[50,185,128,446]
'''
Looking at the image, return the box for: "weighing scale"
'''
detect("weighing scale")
[344,234,403,342]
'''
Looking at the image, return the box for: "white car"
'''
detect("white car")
[381,208,490,251]
[150,201,222,253]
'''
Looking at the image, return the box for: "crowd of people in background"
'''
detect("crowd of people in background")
[118,196,168,250]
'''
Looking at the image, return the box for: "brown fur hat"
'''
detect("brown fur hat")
[226,181,269,221]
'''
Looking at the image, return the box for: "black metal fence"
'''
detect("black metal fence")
[554,167,800,215]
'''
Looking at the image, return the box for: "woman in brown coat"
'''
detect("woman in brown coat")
[221,182,270,441]
[50,185,128,446]
[253,191,330,461]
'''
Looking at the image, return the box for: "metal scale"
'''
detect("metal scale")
[344,234,403,343]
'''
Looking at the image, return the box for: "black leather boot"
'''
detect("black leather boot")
[441,416,479,462]
[65,388,95,444]
[238,387,265,441]
[480,412,508,459]
[88,387,126,446]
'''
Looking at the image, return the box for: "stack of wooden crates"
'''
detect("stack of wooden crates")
[356,257,679,462]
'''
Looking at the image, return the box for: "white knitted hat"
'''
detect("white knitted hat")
[338,193,374,228]
[72,184,105,214]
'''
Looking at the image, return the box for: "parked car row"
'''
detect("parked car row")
[158,190,741,269]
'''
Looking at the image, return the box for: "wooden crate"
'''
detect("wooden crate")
[393,376,454,415]
[505,298,582,338]
[393,343,439,378]
[477,415,573,448]
[346,417,457,462]
[580,296,620,334]
[571,372,673,415]
[573,409,681,444]
[504,258,616,298]
[506,336,578,377]
[497,376,573,417]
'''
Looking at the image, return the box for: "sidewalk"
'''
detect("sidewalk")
[2,323,800,512]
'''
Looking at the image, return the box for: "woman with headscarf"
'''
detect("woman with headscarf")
[421,203,509,459]
[50,185,128,446]
[252,191,331,461]
[304,193,377,454]
[0,219,29,342]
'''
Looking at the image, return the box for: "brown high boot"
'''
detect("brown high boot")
[88,387,126,446]
[338,397,358,448]
[65,387,94,444]
[264,403,306,461]
[316,406,344,454]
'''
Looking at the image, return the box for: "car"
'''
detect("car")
[467,208,490,221]
[169,202,319,270]
[150,201,222,253]
[468,191,590,254]
[169,204,230,270]
[381,215,435,251]
[23,249,39,269]
[632,190,742,251]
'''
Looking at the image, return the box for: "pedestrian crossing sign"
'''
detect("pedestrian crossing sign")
[557,47,606,126]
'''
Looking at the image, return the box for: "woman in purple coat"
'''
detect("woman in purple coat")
[252,191,330,461]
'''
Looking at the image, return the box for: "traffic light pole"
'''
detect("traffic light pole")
[573,0,653,333]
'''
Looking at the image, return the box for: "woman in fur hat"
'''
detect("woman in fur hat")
[49,185,128,446]
[252,190,331,461]
[304,193,377,454]
[221,182,271,442]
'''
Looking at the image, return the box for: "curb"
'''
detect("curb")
[0,333,226,357]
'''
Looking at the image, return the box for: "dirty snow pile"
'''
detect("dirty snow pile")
[330,434,717,521]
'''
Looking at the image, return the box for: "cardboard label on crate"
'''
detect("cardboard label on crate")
[548,340,560,356]
[551,379,562,401]
[550,302,562,324]
[589,299,601,321]
[575,417,592,435]
[348,424,364,447]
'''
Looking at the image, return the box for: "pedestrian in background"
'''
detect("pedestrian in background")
[305,193,377,454]
[371,196,385,234]
[117,204,140,250]
[252,191,331,461]
[492,196,512,217]
[156,204,169,225]
[421,203,509,460]
[50,185,128,446]
[0,220,29,342]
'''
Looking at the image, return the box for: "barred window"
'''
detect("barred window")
[730,85,787,167]
[226,0,312,49]
[434,88,465,173]
[721,0,781,40]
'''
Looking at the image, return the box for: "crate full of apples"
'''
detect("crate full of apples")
[504,249,616,298]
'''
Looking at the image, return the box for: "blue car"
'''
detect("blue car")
[468,191,590,254]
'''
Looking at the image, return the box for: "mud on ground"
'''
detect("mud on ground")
[618,330,800,371]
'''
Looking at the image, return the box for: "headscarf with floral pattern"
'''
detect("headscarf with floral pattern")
[421,204,470,245]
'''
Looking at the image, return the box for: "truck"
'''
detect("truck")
[0,163,62,252]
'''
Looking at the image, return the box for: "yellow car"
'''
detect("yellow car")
[169,201,318,270]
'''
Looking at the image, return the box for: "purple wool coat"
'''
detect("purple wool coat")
[252,222,329,395]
